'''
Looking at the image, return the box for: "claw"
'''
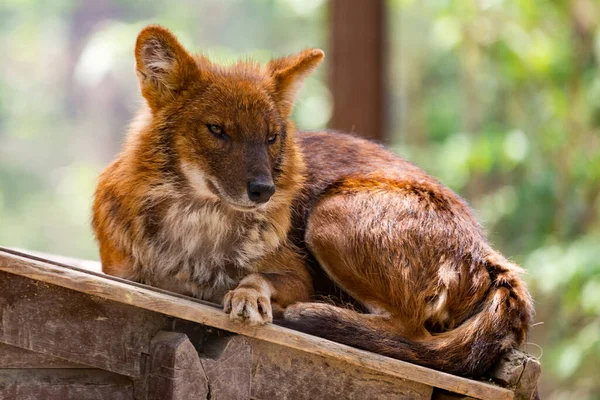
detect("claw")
[222,287,273,325]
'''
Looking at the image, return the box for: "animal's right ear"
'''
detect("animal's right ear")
[135,25,199,111]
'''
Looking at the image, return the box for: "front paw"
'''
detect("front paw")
[223,288,273,325]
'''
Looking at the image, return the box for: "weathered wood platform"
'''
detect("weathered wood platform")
[0,247,540,399]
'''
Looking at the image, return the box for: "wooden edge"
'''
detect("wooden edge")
[514,355,541,400]
[9,248,103,273]
[0,247,219,309]
[0,248,513,400]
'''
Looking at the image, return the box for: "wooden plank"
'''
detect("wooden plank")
[488,350,527,388]
[513,356,541,400]
[488,349,541,400]
[0,344,87,369]
[250,339,432,400]
[0,270,172,377]
[329,0,386,141]
[145,331,209,400]
[198,335,252,400]
[9,248,102,273]
[0,248,513,400]
[0,275,423,400]
[0,369,133,400]
[432,389,478,399]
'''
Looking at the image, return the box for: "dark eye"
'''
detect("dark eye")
[267,133,278,145]
[207,124,228,140]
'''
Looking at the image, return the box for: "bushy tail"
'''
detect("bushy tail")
[281,255,533,378]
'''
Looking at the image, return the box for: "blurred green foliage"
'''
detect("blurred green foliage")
[0,1,598,398]
[389,1,600,398]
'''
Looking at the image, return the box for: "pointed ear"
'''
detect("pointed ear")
[267,49,324,117]
[135,25,199,110]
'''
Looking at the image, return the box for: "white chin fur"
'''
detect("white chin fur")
[180,162,220,201]
[226,202,267,213]
[180,161,268,211]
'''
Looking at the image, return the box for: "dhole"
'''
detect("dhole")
[93,25,534,377]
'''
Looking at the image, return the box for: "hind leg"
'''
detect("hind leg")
[290,190,441,339]
[281,181,524,376]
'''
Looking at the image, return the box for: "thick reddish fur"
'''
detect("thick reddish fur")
[93,25,534,378]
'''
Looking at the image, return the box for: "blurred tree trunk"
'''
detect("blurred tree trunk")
[328,0,386,142]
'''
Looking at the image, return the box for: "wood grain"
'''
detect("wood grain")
[488,349,541,400]
[0,369,133,400]
[0,248,514,400]
[0,269,172,377]
[199,335,252,400]
[513,355,541,400]
[146,331,209,400]
[250,339,432,400]
[0,344,87,369]
[8,248,103,273]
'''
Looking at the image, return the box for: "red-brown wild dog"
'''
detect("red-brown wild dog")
[92,25,534,377]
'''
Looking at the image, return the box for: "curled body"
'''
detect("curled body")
[92,25,534,378]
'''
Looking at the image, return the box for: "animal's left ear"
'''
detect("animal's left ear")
[267,49,324,117]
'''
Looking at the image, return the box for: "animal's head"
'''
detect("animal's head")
[134,25,323,211]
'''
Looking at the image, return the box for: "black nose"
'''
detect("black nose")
[247,180,275,204]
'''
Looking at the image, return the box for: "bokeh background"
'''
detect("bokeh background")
[0,1,598,398]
